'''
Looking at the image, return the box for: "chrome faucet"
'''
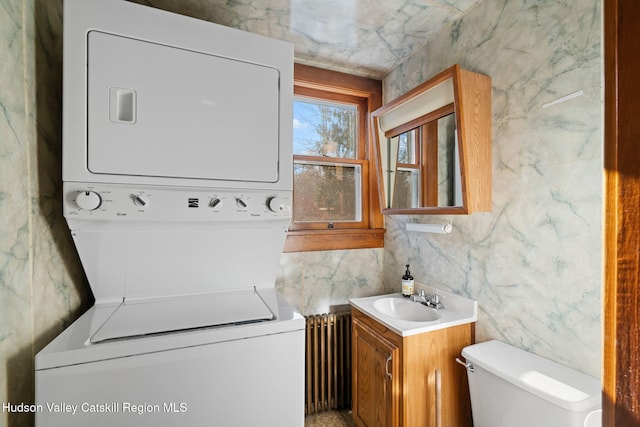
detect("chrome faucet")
[427,291,444,309]
[411,289,428,304]
[411,289,444,309]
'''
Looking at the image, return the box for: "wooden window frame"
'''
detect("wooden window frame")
[290,91,368,231]
[284,64,384,252]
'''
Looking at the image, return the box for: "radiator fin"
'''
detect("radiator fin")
[304,311,352,416]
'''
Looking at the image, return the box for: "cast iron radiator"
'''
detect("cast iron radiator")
[304,311,352,415]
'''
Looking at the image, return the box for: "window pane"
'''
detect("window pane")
[438,114,457,206]
[293,163,362,222]
[397,129,418,164]
[293,98,357,158]
[392,168,420,209]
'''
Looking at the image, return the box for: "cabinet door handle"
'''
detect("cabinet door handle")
[385,354,392,380]
[435,368,442,427]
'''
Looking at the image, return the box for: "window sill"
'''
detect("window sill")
[283,228,385,253]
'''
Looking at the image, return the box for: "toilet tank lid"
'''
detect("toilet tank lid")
[461,340,601,412]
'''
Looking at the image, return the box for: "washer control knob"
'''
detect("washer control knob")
[236,198,247,209]
[75,190,102,211]
[133,195,149,208]
[209,198,222,208]
[266,196,286,213]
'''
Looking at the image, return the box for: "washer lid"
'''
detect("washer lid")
[90,289,273,343]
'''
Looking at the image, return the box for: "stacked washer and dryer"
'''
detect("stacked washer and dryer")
[35,0,304,425]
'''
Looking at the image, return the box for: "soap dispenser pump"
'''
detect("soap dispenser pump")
[401,264,414,297]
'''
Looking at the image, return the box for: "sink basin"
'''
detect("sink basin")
[372,297,440,323]
[350,291,477,336]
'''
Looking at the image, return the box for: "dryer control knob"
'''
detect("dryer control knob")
[75,190,102,211]
[133,195,149,208]
[266,196,286,213]
[236,198,247,209]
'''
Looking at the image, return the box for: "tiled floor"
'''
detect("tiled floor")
[304,410,355,427]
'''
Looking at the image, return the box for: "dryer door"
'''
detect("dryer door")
[86,30,280,183]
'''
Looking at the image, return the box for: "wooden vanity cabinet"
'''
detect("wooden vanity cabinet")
[351,307,473,427]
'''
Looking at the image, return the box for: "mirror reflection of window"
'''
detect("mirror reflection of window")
[392,129,420,209]
[437,114,457,207]
[387,112,459,209]
[397,129,417,164]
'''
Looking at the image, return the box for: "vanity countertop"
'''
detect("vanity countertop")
[349,285,477,337]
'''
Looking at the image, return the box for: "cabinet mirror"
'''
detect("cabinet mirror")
[385,107,461,210]
[372,64,492,215]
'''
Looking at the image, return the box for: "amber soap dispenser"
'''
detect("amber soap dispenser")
[401,264,414,297]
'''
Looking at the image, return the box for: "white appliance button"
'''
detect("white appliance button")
[133,195,148,207]
[209,198,222,208]
[75,191,102,211]
[236,198,247,209]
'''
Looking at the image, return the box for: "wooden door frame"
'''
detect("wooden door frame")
[604,0,640,425]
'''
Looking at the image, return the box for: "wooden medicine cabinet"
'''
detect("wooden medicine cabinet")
[371,64,492,214]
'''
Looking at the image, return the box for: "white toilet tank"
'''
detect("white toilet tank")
[461,340,601,427]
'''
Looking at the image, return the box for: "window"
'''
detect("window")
[292,93,365,227]
[284,64,384,252]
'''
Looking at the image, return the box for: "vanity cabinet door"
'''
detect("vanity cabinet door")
[352,316,401,427]
[402,326,473,427]
[352,307,473,427]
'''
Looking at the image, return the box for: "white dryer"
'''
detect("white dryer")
[35,1,302,426]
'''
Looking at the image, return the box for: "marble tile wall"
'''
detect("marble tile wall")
[132,0,480,78]
[0,0,90,426]
[1,1,33,425]
[382,0,602,377]
[275,249,384,316]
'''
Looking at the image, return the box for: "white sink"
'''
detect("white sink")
[350,289,478,336]
[373,297,440,322]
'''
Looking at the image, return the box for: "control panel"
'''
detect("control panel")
[63,183,292,223]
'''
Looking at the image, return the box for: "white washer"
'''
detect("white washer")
[36,287,304,426]
[35,1,302,425]
[36,288,303,426]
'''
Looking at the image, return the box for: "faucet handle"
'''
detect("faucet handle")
[428,291,444,309]
[418,289,426,297]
